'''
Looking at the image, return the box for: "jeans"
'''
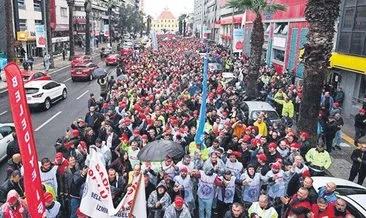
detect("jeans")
[70,197,80,218]
[198,198,213,218]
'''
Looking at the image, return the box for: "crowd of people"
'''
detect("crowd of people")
[0,36,365,218]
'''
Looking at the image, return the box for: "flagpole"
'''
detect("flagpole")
[128,173,143,218]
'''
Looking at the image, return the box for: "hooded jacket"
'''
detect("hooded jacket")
[163,203,191,218]
[1,190,29,218]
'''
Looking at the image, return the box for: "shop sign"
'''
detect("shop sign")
[17,31,29,41]
[52,36,70,43]
[232,29,244,53]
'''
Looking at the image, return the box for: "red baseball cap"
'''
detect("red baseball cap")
[44,192,54,204]
[268,142,277,149]
[271,162,281,170]
[174,196,184,208]
[256,154,267,162]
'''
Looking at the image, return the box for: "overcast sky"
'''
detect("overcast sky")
[143,0,194,19]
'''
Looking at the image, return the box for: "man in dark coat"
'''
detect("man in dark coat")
[224,202,247,218]
[354,108,366,146]
[348,143,366,185]
[6,132,19,160]
[0,170,24,203]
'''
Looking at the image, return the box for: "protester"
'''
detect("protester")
[248,194,278,218]
[349,143,366,185]
[43,191,61,218]
[0,170,24,203]
[224,202,247,218]
[317,182,337,203]
[163,196,191,218]
[0,189,29,217]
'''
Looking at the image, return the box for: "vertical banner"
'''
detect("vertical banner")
[111,174,147,218]
[4,63,45,217]
[104,25,110,38]
[232,29,244,53]
[35,25,46,48]
[151,31,159,51]
[195,53,209,148]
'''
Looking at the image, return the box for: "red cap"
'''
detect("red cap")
[144,108,150,114]
[300,132,309,139]
[174,196,184,207]
[103,103,108,108]
[256,154,267,162]
[72,129,79,137]
[302,170,311,178]
[124,118,131,124]
[142,134,148,140]
[180,166,188,173]
[133,129,140,135]
[243,135,251,143]
[55,152,63,161]
[120,134,129,141]
[268,142,277,149]
[232,151,242,158]
[333,102,340,108]
[291,142,301,149]
[271,162,281,170]
[44,192,54,204]
[7,196,17,204]
[193,110,199,115]
[360,108,366,113]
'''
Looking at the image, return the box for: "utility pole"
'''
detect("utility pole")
[45,0,54,68]
[84,0,91,55]
[67,0,75,60]
[108,7,112,47]
[5,0,15,62]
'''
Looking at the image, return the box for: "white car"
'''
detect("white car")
[25,80,67,110]
[0,123,15,161]
[312,176,366,218]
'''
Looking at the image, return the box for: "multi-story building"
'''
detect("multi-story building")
[151,8,179,34]
[51,0,70,55]
[329,0,366,119]
[193,0,204,36]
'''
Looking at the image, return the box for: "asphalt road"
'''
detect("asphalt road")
[0,56,117,179]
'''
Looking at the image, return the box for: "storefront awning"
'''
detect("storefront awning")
[330,52,366,75]
[220,17,242,25]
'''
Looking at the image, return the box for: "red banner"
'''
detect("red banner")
[4,63,45,217]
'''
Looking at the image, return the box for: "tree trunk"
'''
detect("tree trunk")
[246,13,264,99]
[298,0,340,144]
[5,0,15,62]
[45,0,54,68]
[109,8,112,48]
[85,10,91,55]
[67,0,74,61]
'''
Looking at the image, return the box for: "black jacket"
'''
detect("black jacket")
[0,180,24,203]
[6,139,19,160]
[69,170,86,198]
[224,210,247,218]
[351,148,366,169]
[355,114,366,129]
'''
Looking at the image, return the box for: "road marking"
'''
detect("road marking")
[339,142,351,147]
[0,111,7,116]
[35,111,62,132]
[342,133,355,146]
[76,90,89,100]
[49,65,70,75]
[63,78,72,83]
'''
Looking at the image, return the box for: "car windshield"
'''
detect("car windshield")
[25,88,39,94]
[251,110,279,120]
[335,186,366,196]
[23,76,30,80]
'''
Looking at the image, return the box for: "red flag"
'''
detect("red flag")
[4,63,45,217]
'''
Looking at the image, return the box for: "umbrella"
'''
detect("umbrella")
[137,140,185,162]
[93,68,107,78]
[116,74,128,80]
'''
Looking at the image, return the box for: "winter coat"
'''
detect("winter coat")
[147,190,171,218]
[350,148,366,169]
[283,195,312,218]
[274,99,294,118]
[69,170,86,198]
[311,203,335,218]
[248,202,278,218]
[203,159,225,176]
[355,113,366,129]
[254,121,268,136]
[240,171,262,203]
[109,157,132,177]
[0,190,29,218]
[163,204,191,218]
[305,148,332,169]
[223,210,247,218]
[0,180,24,203]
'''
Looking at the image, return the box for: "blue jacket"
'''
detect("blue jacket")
[318,186,337,203]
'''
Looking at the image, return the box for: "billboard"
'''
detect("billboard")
[232,28,244,53]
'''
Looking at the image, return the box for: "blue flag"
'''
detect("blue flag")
[195,53,209,149]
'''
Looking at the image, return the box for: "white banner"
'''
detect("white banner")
[79,149,123,217]
[35,25,46,48]
[111,174,147,218]
[232,29,244,53]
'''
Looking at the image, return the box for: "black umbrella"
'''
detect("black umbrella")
[93,68,107,78]
[137,140,185,162]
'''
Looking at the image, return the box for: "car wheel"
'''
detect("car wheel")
[89,74,93,81]
[72,78,76,82]
[62,89,67,99]
[44,98,51,110]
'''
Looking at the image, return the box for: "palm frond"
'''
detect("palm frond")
[264,3,287,15]
[226,0,253,11]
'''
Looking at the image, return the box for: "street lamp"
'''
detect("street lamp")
[67,0,75,60]
[84,0,92,55]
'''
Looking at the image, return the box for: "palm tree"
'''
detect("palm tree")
[45,0,54,68]
[227,0,286,99]
[298,0,340,142]
[146,15,152,35]
[67,0,75,61]
[4,0,15,62]
[178,14,187,35]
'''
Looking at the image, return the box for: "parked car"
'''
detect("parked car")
[71,62,98,81]
[25,80,67,110]
[105,54,120,66]
[312,176,366,218]
[21,70,51,83]
[100,47,112,58]
[71,55,92,68]
[239,101,281,124]
[0,123,15,161]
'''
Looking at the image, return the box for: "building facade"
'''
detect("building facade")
[151,8,178,34]
[329,0,366,119]
[193,0,204,37]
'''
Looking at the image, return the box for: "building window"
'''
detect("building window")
[264,23,270,33]
[19,19,27,31]
[61,7,67,17]
[33,0,41,11]
[350,32,365,55]
[273,48,285,62]
[274,23,288,35]
[35,20,43,25]
[18,0,25,9]
[355,6,366,30]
